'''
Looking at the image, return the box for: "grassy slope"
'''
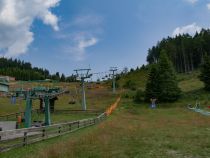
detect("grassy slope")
[177,71,204,92]
[2,71,210,158]
[117,70,147,90]
[119,69,204,92]
[2,99,210,158]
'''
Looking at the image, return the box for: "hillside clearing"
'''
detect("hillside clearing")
[1,98,210,158]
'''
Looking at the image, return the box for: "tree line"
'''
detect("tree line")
[0,57,76,82]
[147,29,210,73]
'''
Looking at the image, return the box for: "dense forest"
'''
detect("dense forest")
[0,58,76,82]
[147,29,210,73]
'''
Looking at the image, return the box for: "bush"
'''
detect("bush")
[123,80,137,90]
[122,91,135,99]
[135,89,145,102]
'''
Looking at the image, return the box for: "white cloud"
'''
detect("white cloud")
[0,0,60,57]
[72,15,103,29]
[207,3,210,10]
[65,33,98,61]
[59,14,103,61]
[172,23,202,36]
[185,0,198,4]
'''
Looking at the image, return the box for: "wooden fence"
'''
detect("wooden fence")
[0,109,40,121]
[0,112,106,152]
[0,109,103,121]
[0,97,121,153]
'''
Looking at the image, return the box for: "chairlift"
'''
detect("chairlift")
[68,86,78,104]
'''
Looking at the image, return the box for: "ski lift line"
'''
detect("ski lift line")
[17,80,59,84]
[91,69,123,77]
[92,71,110,75]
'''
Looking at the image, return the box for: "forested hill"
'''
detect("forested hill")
[147,28,210,73]
[0,58,51,80]
[0,58,77,82]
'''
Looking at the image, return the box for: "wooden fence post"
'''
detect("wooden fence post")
[58,126,61,134]
[69,124,71,131]
[23,132,27,146]
[42,129,45,139]
[0,127,2,140]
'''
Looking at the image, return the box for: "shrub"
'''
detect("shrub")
[135,89,145,102]
[123,80,137,90]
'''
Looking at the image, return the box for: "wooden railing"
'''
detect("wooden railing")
[0,97,121,153]
[0,109,40,121]
[0,109,103,121]
[0,112,106,152]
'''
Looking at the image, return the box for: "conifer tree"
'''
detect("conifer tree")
[145,50,181,102]
[157,50,181,102]
[200,55,210,91]
[60,73,66,82]
[144,64,160,101]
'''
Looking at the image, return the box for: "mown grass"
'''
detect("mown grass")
[2,98,210,158]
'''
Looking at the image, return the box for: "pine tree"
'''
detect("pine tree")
[200,55,210,91]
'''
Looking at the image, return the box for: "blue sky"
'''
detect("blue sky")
[1,0,210,76]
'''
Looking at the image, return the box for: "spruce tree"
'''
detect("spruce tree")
[60,73,66,82]
[200,55,210,91]
[145,64,160,101]
[145,50,181,102]
[158,50,181,102]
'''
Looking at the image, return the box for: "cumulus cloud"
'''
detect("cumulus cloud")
[0,0,60,57]
[172,23,202,36]
[185,0,198,4]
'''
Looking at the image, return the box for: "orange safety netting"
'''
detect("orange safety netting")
[105,97,121,116]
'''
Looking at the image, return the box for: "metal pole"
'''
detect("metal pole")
[25,91,32,128]
[44,96,51,126]
[81,78,86,110]
[110,67,117,94]
[112,71,116,93]
[74,69,91,111]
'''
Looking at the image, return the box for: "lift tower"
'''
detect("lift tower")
[109,67,118,93]
[74,69,92,111]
